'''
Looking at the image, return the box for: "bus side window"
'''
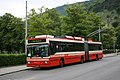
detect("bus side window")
[50,42,57,55]
[89,44,102,51]
[97,44,102,50]
[56,45,62,52]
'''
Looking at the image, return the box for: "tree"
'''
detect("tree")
[28,7,61,36]
[61,3,102,39]
[116,26,120,49]
[101,26,116,49]
[0,13,24,53]
[99,10,119,49]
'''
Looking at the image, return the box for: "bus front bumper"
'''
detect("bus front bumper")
[27,61,52,68]
[26,58,59,68]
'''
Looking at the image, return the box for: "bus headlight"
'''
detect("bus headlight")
[44,61,48,64]
[28,54,31,57]
[28,62,30,64]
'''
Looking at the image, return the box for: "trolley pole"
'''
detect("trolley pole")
[25,1,28,54]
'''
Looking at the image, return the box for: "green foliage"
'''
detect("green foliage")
[97,10,120,49]
[0,54,26,67]
[90,0,120,14]
[101,26,116,49]
[61,4,102,37]
[116,26,120,48]
[28,4,102,40]
[28,7,61,36]
[0,13,24,53]
[27,2,120,49]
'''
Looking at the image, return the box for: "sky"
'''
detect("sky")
[0,0,87,18]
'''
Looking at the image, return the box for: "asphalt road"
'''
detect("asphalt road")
[0,55,120,80]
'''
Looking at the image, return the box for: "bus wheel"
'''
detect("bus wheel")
[96,54,99,60]
[59,59,64,67]
[81,56,84,63]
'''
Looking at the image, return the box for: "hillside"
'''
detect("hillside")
[56,5,67,15]
[90,0,120,14]
[56,0,120,14]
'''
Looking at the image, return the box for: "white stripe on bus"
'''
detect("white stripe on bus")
[55,51,85,55]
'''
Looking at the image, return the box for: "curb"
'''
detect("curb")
[103,54,116,58]
[0,67,32,76]
[103,53,120,58]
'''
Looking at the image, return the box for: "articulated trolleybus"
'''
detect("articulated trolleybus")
[27,35,103,68]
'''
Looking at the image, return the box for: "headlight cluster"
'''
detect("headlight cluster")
[44,61,48,64]
[27,62,30,64]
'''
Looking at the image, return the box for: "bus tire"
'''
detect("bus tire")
[81,56,84,63]
[96,54,99,60]
[59,58,64,67]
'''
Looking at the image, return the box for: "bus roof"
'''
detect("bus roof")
[27,35,102,44]
[27,35,84,41]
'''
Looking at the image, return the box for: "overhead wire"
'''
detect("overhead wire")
[62,0,69,3]
[54,0,64,4]
[55,0,69,4]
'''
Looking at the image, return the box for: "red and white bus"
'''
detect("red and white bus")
[27,35,103,68]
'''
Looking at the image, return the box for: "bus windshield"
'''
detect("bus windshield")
[27,44,49,57]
